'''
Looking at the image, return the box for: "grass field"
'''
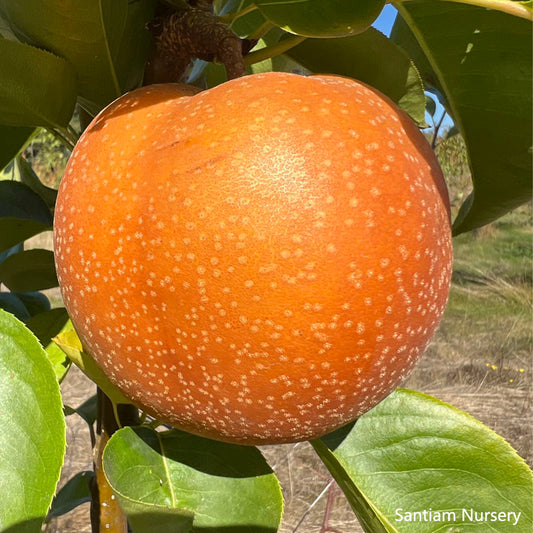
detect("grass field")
[410,207,532,392]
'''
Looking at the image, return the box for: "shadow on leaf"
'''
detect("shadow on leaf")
[129,510,276,533]
[0,517,46,533]
[319,420,356,451]
[133,426,275,478]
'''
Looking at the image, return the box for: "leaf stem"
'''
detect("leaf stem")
[244,35,307,66]
[248,20,276,40]
[111,401,123,430]
[67,124,80,143]
[221,3,259,25]
[396,0,532,20]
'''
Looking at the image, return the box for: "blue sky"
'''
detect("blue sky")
[373,4,398,36]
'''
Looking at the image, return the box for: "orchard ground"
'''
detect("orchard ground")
[17,141,531,532]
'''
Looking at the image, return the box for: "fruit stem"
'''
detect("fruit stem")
[244,35,306,66]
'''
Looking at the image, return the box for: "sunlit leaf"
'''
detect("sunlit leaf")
[103,426,284,533]
[0,309,65,531]
[313,389,533,533]
[53,329,129,404]
[44,319,73,382]
[0,0,141,109]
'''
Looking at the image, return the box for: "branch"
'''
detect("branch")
[431,109,447,149]
[145,4,246,83]
[244,35,306,67]
[91,390,138,533]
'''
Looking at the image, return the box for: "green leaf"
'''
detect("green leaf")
[243,26,308,76]
[103,426,284,533]
[312,389,533,533]
[285,28,426,126]
[0,242,22,263]
[112,499,195,533]
[393,3,532,233]
[390,15,440,91]
[113,0,156,93]
[0,38,77,128]
[0,309,66,531]
[0,8,16,39]
[0,180,53,253]
[45,347,70,383]
[15,156,58,209]
[0,291,31,321]
[255,0,386,37]
[0,126,34,171]
[425,94,436,119]
[53,329,129,404]
[0,249,58,292]
[47,471,94,520]
[16,291,51,317]
[0,0,131,109]
[205,61,230,88]
[433,0,532,19]
[230,0,268,37]
[65,394,97,426]
[44,318,73,382]
[26,307,69,348]
[0,291,55,329]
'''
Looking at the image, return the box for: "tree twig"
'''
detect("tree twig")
[145,3,246,83]
[91,389,138,533]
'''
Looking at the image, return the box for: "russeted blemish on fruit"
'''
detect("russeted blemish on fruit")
[54,72,453,445]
